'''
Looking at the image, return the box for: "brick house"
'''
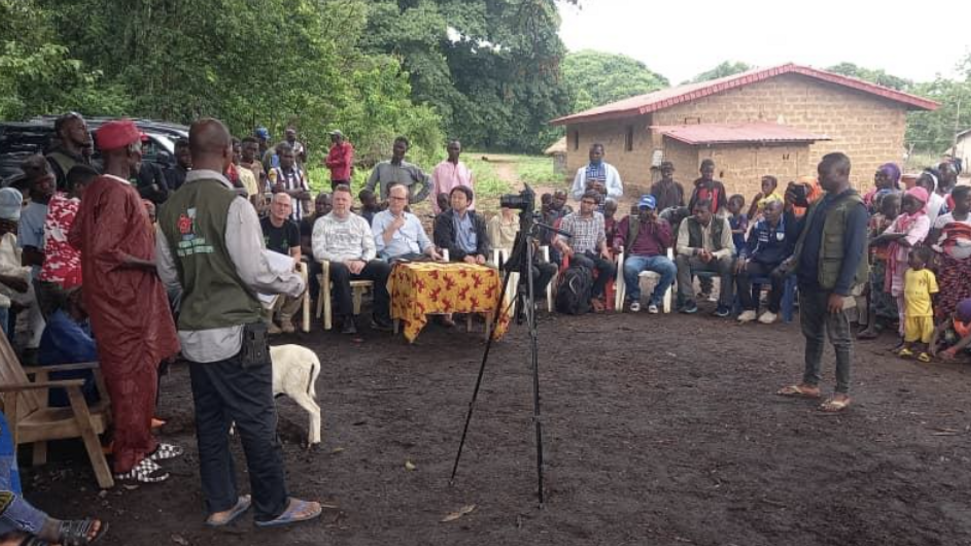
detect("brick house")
[550,63,938,199]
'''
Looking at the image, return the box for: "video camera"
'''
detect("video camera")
[499,185,535,213]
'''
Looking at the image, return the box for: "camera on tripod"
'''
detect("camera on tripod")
[499,185,535,213]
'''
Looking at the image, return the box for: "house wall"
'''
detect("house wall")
[956,134,971,172]
[563,73,910,199]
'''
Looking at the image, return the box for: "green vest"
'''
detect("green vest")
[686,216,726,251]
[158,178,263,330]
[792,190,869,291]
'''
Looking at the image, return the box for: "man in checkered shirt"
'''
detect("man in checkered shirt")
[553,190,616,312]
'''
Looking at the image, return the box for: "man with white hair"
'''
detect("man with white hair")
[260,193,305,333]
[371,184,441,262]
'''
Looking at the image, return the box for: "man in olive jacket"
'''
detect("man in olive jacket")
[777,152,868,412]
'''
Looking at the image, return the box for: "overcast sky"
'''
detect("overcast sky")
[558,0,971,86]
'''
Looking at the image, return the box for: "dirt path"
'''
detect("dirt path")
[24,308,971,545]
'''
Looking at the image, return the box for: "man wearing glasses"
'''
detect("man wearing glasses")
[554,190,616,312]
[372,184,442,262]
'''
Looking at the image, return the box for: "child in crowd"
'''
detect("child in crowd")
[746,175,783,221]
[859,193,901,339]
[358,188,380,225]
[931,298,971,361]
[436,192,450,217]
[899,247,938,363]
[603,199,618,256]
[726,194,748,253]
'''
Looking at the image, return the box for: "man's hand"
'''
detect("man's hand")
[735,258,748,275]
[698,249,713,263]
[463,255,477,265]
[475,254,486,266]
[428,247,443,262]
[345,259,366,275]
[827,293,845,314]
[391,214,406,231]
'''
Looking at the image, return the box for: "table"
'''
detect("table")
[388,262,511,343]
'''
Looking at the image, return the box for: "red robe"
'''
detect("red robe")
[69,174,180,474]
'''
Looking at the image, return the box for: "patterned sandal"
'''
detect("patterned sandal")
[148,443,183,462]
[114,458,169,484]
[57,519,109,546]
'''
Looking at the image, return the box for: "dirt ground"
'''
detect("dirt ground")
[22,303,971,546]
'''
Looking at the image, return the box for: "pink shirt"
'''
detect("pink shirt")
[431,160,474,214]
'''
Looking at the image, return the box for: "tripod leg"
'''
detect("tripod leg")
[525,240,545,505]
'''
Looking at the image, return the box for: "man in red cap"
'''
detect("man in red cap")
[69,119,181,483]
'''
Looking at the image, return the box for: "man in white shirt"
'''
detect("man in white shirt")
[312,184,392,334]
[570,143,623,202]
[372,184,442,262]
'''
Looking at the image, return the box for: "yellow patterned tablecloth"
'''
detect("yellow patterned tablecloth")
[388,262,511,343]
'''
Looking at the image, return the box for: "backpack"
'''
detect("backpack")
[555,265,593,315]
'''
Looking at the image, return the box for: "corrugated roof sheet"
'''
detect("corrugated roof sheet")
[650,122,830,146]
[550,63,939,126]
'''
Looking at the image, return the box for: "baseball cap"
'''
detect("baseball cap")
[255,127,270,140]
[0,188,23,221]
[329,129,344,137]
[638,194,657,210]
[95,119,141,151]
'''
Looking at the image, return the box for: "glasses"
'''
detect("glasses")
[389,196,408,201]
[581,200,597,205]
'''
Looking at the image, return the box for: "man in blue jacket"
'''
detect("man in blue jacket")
[735,198,797,324]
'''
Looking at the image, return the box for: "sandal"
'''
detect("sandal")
[590,299,605,313]
[917,352,932,363]
[856,328,880,340]
[898,347,914,358]
[148,443,183,462]
[206,495,252,527]
[254,498,322,528]
[819,397,851,413]
[56,519,108,546]
[776,384,821,399]
[114,458,169,484]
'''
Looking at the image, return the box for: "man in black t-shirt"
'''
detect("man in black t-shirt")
[259,193,304,333]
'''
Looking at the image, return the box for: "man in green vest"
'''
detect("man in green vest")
[156,118,321,528]
[45,112,92,192]
[777,152,868,413]
[675,199,736,316]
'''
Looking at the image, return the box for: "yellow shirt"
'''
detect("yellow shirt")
[904,268,938,318]
[757,191,784,211]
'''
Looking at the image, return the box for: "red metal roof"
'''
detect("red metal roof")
[550,63,939,126]
[650,122,831,146]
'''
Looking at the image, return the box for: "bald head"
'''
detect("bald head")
[189,118,233,172]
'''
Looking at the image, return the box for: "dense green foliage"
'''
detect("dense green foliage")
[685,61,752,84]
[562,50,668,112]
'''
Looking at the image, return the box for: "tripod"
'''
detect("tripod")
[450,209,558,505]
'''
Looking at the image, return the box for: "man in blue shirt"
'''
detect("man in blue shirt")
[372,184,442,262]
[736,198,797,324]
[433,186,489,264]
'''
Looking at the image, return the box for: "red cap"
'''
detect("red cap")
[96,119,141,151]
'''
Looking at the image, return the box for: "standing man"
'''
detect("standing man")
[69,119,181,483]
[434,186,490,265]
[284,127,306,165]
[365,137,431,204]
[614,195,676,314]
[165,138,192,191]
[156,118,320,526]
[324,130,354,191]
[269,144,311,223]
[554,190,615,312]
[687,159,728,215]
[240,137,267,191]
[675,199,735,316]
[373,184,442,262]
[46,112,92,191]
[232,139,260,207]
[430,140,474,214]
[570,143,623,202]
[777,153,868,412]
[260,193,304,334]
[650,161,685,213]
[312,184,393,335]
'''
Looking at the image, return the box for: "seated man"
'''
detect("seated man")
[553,190,615,312]
[675,199,735,316]
[312,184,392,335]
[614,195,676,314]
[433,186,490,264]
[736,198,797,324]
[37,287,100,408]
[372,184,442,262]
[260,193,305,333]
[300,192,332,303]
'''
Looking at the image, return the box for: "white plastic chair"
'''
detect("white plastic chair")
[614,246,675,313]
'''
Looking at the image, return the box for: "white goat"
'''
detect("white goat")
[270,344,322,446]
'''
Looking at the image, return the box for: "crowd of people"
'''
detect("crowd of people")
[0,110,969,542]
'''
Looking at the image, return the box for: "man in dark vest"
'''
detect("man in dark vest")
[675,199,735,316]
[46,112,92,191]
[156,118,321,527]
[777,152,867,413]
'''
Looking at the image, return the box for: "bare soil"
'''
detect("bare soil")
[22,305,971,546]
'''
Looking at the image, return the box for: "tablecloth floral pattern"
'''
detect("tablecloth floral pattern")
[389,262,511,343]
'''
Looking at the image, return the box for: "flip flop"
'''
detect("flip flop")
[776,384,821,399]
[917,352,932,363]
[206,495,252,528]
[819,397,851,413]
[57,519,109,546]
[254,498,322,528]
[898,347,915,358]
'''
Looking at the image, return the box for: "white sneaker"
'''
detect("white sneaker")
[758,311,778,324]
[629,302,641,313]
[738,310,757,323]
[707,293,719,303]
[647,303,659,314]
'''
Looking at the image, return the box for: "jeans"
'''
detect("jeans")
[623,255,676,305]
[189,353,289,521]
[736,261,786,313]
[328,260,391,322]
[675,254,735,307]
[571,252,616,298]
[0,410,47,536]
[529,262,557,296]
[0,307,7,340]
[799,287,853,394]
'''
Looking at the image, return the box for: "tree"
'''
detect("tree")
[685,61,752,84]
[561,50,668,112]
[826,62,912,91]
[906,77,971,154]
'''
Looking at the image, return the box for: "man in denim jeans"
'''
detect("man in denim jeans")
[777,152,868,412]
[614,195,676,314]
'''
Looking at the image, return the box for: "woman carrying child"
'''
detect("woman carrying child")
[859,192,901,339]
[928,185,971,321]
